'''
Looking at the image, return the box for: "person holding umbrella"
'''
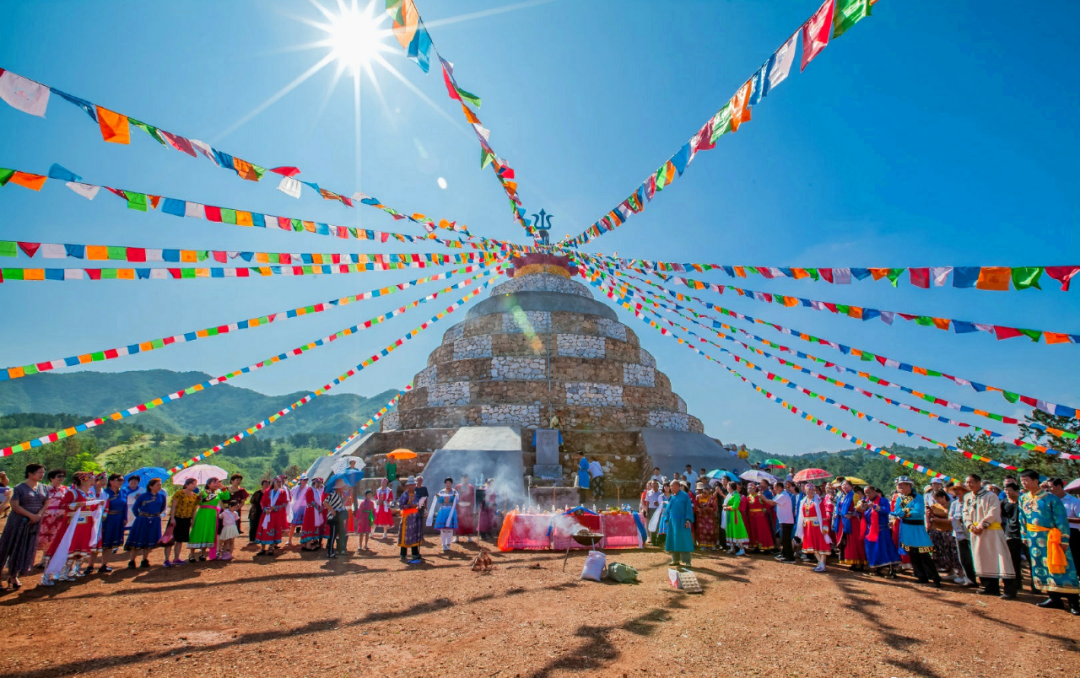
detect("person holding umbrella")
[124,479,166,569]
[188,477,226,562]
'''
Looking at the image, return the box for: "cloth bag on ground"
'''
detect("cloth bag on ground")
[607,562,638,583]
[580,550,606,581]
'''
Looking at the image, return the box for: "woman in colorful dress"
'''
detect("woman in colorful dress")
[890,476,941,587]
[40,472,102,586]
[834,480,867,572]
[692,484,718,550]
[97,474,127,573]
[0,464,48,590]
[188,477,226,562]
[125,479,166,568]
[928,488,963,582]
[35,469,68,569]
[858,485,900,577]
[355,489,375,552]
[427,478,459,552]
[255,477,290,556]
[397,476,425,563]
[299,477,326,551]
[722,482,748,556]
[374,478,395,539]
[648,482,672,548]
[796,482,832,573]
[287,475,309,547]
[745,483,774,553]
[163,478,198,567]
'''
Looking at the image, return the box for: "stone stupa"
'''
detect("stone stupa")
[336,253,747,499]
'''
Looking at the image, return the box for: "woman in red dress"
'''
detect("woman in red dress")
[796,483,832,573]
[40,472,101,586]
[255,477,290,557]
[745,484,775,552]
[454,476,476,541]
[374,478,395,539]
[35,469,68,567]
[299,478,326,551]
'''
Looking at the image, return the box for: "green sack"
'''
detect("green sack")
[607,562,638,583]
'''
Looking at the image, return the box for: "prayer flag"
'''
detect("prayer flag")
[66,182,99,200]
[975,266,1010,291]
[767,33,799,93]
[96,106,130,144]
[0,71,49,116]
[9,172,46,191]
[952,266,979,288]
[833,0,870,39]
[1045,265,1080,291]
[1011,266,1043,290]
[47,164,80,182]
[51,88,96,121]
[278,176,302,198]
[729,79,753,132]
[709,104,733,143]
[908,268,929,289]
[801,0,835,71]
[161,131,196,157]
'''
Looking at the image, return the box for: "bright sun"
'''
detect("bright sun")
[321,0,390,73]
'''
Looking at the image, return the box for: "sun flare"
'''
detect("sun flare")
[321,0,391,73]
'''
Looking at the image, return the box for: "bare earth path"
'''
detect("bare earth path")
[1,538,1077,678]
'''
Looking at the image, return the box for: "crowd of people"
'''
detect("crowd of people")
[639,468,1080,615]
[1,456,1077,620]
[0,464,502,590]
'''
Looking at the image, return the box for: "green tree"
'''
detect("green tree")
[942,434,1008,483]
[273,447,289,474]
[152,430,167,446]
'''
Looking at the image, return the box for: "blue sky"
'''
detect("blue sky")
[1,0,1078,458]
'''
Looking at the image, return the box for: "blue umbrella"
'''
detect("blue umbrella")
[706,469,739,482]
[325,468,365,489]
[125,467,168,490]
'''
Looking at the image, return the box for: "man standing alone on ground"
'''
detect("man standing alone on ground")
[665,481,694,568]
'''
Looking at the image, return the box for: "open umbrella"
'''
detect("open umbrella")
[326,458,365,489]
[762,459,787,468]
[386,448,417,460]
[840,477,868,486]
[706,469,740,482]
[793,468,833,483]
[171,464,228,486]
[125,467,168,490]
[740,470,778,484]
[1065,478,1080,492]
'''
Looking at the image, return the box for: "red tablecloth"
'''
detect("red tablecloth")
[497,511,645,551]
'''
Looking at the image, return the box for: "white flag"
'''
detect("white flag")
[766,33,798,93]
[184,202,205,219]
[40,243,65,259]
[0,71,49,116]
[930,266,952,287]
[65,182,100,200]
[277,176,301,198]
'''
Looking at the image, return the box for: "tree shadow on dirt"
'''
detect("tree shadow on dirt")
[525,595,691,678]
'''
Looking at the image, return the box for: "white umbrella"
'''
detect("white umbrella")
[171,464,229,486]
[740,470,778,484]
[1065,478,1080,492]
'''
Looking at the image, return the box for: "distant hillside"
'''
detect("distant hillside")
[0,370,397,438]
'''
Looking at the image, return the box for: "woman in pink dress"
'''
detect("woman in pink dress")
[745,484,774,552]
[796,483,833,573]
[35,470,68,568]
[354,489,375,552]
[374,478,395,539]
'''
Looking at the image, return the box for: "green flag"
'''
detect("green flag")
[0,241,17,258]
[481,148,495,169]
[709,104,732,144]
[0,169,15,186]
[456,87,481,108]
[833,0,871,39]
[1011,266,1043,290]
[126,191,148,211]
[129,118,167,146]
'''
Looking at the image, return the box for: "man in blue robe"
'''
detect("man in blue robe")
[1019,470,1080,615]
[664,481,695,567]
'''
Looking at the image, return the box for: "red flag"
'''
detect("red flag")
[161,131,196,157]
[801,0,835,71]
[993,326,1023,341]
[17,242,40,258]
[270,166,301,177]
[908,268,930,289]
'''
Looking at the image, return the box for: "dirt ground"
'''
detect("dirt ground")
[1,533,1077,678]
